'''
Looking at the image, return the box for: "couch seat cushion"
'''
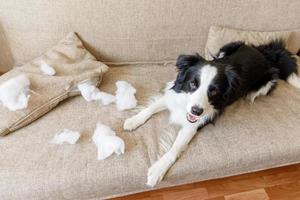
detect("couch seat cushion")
[0,63,300,200]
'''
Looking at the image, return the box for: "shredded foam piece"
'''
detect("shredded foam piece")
[40,62,56,76]
[77,81,100,102]
[93,91,116,105]
[0,74,31,111]
[77,81,115,105]
[92,122,125,160]
[50,129,80,144]
[115,81,137,110]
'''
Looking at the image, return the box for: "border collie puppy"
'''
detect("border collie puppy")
[124,40,300,187]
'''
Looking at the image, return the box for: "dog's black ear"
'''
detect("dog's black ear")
[176,53,205,71]
[223,66,241,103]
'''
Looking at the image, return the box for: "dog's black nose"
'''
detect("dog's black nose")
[191,106,203,116]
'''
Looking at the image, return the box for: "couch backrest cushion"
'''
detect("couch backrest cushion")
[0,0,300,71]
[205,26,300,60]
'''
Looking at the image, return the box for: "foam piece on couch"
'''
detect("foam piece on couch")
[0,74,31,111]
[205,26,300,60]
[115,81,137,110]
[78,81,115,105]
[92,122,125,160]
[39,62,56,76]
[0,32,108,136]
[50,129,80,145]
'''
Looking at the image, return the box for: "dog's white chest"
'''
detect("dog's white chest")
[164,89,188,126]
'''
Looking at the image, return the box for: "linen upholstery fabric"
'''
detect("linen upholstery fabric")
[204,26,300,60]
[0,0,300,71]
[0,32,108,136]
[0,0,300,199]
[1,63,300,200]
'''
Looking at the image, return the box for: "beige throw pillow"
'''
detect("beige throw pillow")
[205,26,300,60]
[0,32,108,136]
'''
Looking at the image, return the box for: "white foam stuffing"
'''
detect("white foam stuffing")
[93,91,116,105]
[92,122,125,160]
[77,81,115,105]
[0,74,31,111]
[115,81,137,110]
[40,62,56,76]
[51,129,80,144]
[78,81,100,102]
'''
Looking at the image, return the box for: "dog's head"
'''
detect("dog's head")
[172,54,240,123]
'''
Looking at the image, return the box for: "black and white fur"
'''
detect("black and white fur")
[123,41,300,187]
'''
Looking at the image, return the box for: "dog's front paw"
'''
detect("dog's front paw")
[146,156,173,187]
[123,115,144,131]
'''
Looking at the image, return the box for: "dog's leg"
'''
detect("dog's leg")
[287,73,300,89]
[147,125,197,187]
[124,97,166,131]
[247,81,277,103]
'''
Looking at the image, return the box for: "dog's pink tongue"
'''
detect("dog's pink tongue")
[190,114,196,120]
[188,113,198,122]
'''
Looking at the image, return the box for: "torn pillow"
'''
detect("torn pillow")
[92,122,125,160]
[115,81,137,110]
[0,74,31,111]
[50,129,80,144]
[0,32,108,137]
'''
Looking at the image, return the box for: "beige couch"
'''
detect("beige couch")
[0,1,300,199]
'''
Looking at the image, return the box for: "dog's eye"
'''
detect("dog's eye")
[208,85,218,97]
[189,80,198,90]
